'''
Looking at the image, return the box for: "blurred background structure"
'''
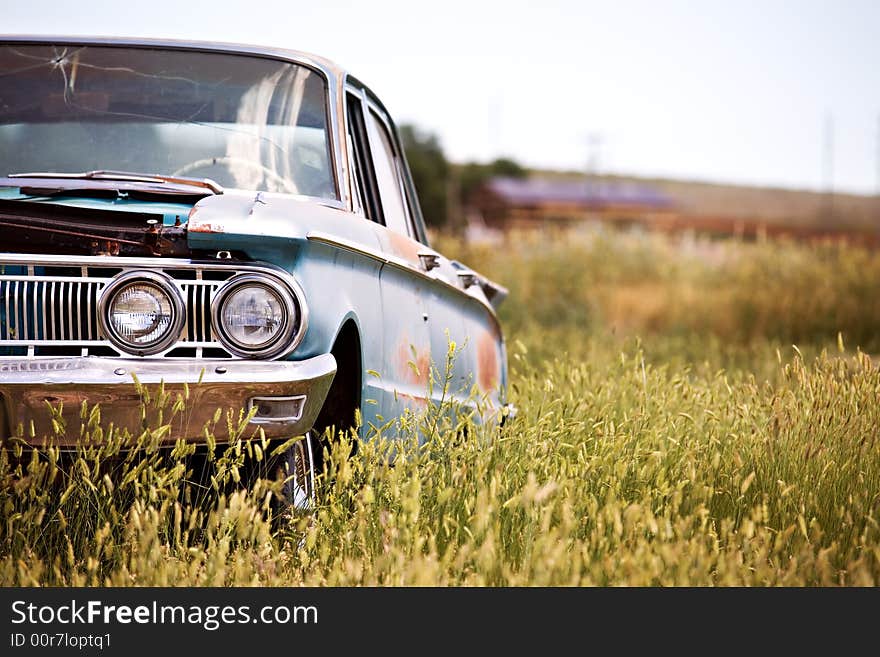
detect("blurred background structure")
[401,124,880,246]
[5,0,880,243]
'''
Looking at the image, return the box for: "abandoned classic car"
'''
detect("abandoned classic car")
[0,37,510,501]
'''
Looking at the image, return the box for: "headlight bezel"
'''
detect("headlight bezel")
[211,273,304,359]
[98,271,185,356]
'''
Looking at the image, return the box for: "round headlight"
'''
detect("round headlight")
[212,274,302,359]
[99,272,184,355]
[222,285,285,348]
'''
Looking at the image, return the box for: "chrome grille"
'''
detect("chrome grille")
[1,275,103,343]
[0,254,236,357]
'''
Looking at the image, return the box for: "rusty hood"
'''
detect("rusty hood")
[185,190,377,263]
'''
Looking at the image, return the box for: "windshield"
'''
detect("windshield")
[0,44,337,199]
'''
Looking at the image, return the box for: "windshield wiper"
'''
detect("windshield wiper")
[8,170,223,194]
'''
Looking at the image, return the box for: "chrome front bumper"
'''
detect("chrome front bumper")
[0,354,337,446]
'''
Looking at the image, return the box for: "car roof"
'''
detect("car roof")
[0,34,348,84]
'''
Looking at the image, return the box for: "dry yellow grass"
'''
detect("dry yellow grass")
[2,229,879,586]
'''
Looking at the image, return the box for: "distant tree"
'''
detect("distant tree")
[456,157,529,207]
[457,161,491,206]
[489,157,527,179]
[399,124,449,229]
[399,123,529,230]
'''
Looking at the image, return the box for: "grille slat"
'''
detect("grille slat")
[66,281,74,341]
[13,281,20,339]
[0,260,233,357]
[49,281,56,340]
[25,281,32,340]
[86,281,93,340]
[21,281,29,339]
[186,285,197,342]
[203,284,211,342]
[40,281,48,341]
[3,278,10,339]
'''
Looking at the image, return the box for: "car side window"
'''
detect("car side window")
[345,114,366,216]
[365,108,414,238]
[345,92,381,222]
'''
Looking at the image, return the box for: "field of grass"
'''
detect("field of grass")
[2,229,879,585]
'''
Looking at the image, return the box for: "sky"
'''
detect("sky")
[4,0,880,195]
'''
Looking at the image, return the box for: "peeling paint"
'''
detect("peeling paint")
[386,229,422,265]
[188,221,227,233]
[396,391,429,408]
[477,330,500,392]
[397,337,431,388]
[487,315,503,341]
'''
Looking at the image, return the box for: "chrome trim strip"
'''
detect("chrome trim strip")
[86,281,93,339]
[40,280,48,341]
[22,280,30,339]
[73,281,80,340]
[4,278,11,339]
[0,340,114,347]
[306,230,390,266]
[67,280,74,340]
[48,281,55,340]
[306,230,443,282]
[305,230,501,318]
[0,252,265,272]
[12,280,19,338]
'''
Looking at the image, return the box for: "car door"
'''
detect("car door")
[356,92,484,421]
[345,88,433,434]
[370,108,508,423]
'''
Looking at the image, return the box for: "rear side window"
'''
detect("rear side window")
[346,93,376,219]
[365,109,413,237]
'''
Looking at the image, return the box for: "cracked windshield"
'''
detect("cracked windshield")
[0,45,336,198]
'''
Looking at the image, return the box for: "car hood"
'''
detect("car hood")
[186,190,379,264]
[0,181,359,260]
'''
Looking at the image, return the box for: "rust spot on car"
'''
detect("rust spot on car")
[396,391,429,408]
[397,337,431,387]
[387,230,422,265]
[477,330,499,392]
[486,315,503,340]
[186,204,230,233]
[188,220,226,233]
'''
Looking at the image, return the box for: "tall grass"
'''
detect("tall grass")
[2,230,879,585]
[441,228,880,351]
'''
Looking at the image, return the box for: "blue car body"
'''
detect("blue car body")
[0,36,509,451]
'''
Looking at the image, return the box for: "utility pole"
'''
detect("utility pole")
[876,112,880,196]
[586,132,602,209]
[822,111,834,224]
